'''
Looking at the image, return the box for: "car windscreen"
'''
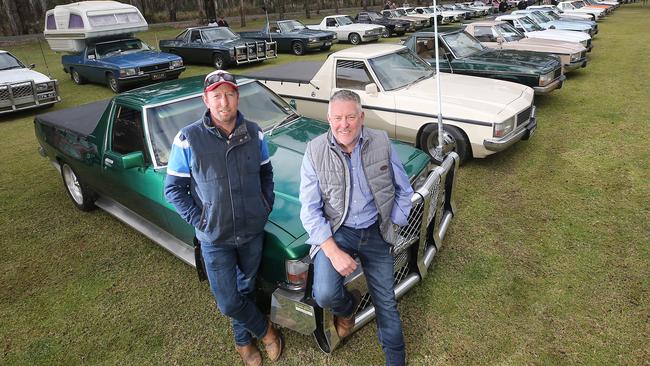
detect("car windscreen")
[496,23,525,41]
[544,11,561,20]
[96,39,150,58]
[0,53,24,70]
[441,31,484,57]
[278,20,306,32]
[395,9,408,16]
[146,82,295,166]
[368,12,382,20]
[519,17,543,31]
[202,27,238,41]
[368,49,433,91]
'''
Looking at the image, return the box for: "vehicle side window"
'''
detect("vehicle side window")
[474,26,497,42]
[112,106,146,156]
[336,60,375,90]
[190,30,202,43]
[415,38,435,59]
[326,18,337,27]
[269,24,280,33]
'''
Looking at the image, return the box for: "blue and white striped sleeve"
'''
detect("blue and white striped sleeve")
[259,130,270,166]
[167,131,192,178]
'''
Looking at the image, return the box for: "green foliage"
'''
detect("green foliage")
[1,5,649,365]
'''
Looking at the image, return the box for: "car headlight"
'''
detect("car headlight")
[332,34,337,40]
[35,82,53,92]
[170,59,183,68]
[493,116,515,138]
[580,40,588,47]
[308,37,318,43]
[282,257,310,290]
[570,52,581,62]
[120,68,137,77]
[539,70,555,86]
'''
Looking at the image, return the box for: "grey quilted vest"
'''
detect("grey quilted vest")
[306,127,398,247]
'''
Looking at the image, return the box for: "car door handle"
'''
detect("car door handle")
[104,157,114,167]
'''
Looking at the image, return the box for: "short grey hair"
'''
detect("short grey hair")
[328,89,362,115]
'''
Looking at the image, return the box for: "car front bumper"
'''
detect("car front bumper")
[118,67,185,86]
[564,58,588,73]
[533,74,566,95]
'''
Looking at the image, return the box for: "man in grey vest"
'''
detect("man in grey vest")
[299,90,413,366]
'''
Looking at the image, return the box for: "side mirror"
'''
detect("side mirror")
[29,63,36,69]
[364,83,379,96]
[87,54,96,60]
[497,36,504,45]
[121,151,145,169]
[289,99,297,110]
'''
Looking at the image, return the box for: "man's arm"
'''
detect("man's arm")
[299,151,357,276]
[164,131,202,228]
[258,130,275,208]
[389,144,414,227]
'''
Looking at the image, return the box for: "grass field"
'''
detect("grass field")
[1,5,649,365]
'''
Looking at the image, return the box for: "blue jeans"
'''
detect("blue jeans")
[201,233,268,346]
[312,223,406,366]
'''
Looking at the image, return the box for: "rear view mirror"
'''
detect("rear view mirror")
[365,83,379,96]
[121,151,145,169]
[29,63,36,69]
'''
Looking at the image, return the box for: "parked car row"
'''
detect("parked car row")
[3,0,626,357]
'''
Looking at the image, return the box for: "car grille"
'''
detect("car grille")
[140,63,169,74]
[586,39,592,48]
[516,105,533,127]
[580,51,587,59]
[1,82,35,99]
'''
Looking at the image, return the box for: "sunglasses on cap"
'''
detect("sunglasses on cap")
[204,71,237,92]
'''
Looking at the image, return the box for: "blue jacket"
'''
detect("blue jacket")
[164,110,274,245]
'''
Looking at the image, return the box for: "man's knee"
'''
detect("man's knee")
[312,282,343,309]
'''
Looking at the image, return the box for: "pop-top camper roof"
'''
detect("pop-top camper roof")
[44,1,148,52]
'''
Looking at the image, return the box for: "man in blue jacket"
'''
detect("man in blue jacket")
[164,70,281,366]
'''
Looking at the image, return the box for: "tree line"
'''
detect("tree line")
[0,0,423,37]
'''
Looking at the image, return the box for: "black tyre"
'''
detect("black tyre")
[419,124,470,164]
[292,41,306,55]
[349,33,361,45]
[106,73,121,93]
[212,53,227,69]
[381,27,391,38]
[61,163,96,211]
[70,68,86,85]
[320,45,332,51]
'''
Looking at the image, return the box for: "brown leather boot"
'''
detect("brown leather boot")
[261,320,283,362]
[334,314,356,339]
[334,289,361,339]
[235,342,262,366]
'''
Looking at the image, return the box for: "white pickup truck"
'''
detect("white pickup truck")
[245,44,537,163]
[1,50,60,114]
[307,15,384,45]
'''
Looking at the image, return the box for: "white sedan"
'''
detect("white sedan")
[496,14,593,51]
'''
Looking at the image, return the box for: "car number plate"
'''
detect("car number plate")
[325,41,332,46]
[151,73,166,80]
[37,92,56,100]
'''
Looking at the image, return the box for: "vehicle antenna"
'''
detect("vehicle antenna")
[37,37,52,78]
[262,2,273,42]
[154,33,159,50]
[431,0,446,162]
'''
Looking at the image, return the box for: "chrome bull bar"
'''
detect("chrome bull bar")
[234,41,278,65]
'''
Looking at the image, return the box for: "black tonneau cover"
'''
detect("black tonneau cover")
[34,99,111,137]
[242,61,325,84]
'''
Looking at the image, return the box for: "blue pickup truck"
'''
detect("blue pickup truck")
[62,37,185,93]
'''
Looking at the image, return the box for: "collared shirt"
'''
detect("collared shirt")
[300,132,414,246]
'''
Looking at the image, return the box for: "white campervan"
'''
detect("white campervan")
[44,1,148,53]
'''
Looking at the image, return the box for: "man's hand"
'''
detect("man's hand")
[320,237,357,277]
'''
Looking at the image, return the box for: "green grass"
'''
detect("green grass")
[1,5,649,365]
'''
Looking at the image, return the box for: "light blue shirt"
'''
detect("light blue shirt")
[299,133,414,246]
